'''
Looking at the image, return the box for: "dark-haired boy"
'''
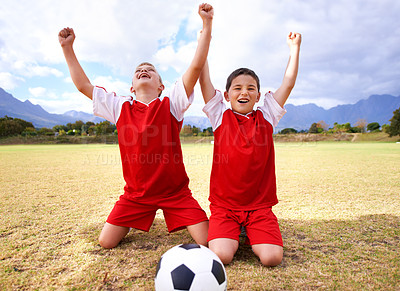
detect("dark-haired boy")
[200,32,301,266]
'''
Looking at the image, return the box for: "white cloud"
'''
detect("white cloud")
[0,72,24,90]
[0,0,399,117]
[28,87,58,100]
[28,87,47,98]
[29,91,93,114]
[92,76,132,97]
[153,41,198,74]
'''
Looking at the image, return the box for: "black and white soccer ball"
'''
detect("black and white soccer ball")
[155,244,227,291]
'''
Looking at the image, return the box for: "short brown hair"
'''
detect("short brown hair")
[226,68,260,92]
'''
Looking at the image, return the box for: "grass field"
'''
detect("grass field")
[0,142,399,290]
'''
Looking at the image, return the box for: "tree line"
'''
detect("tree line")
[1,107,399,138]
[0,116,116,137]
[0,117,213,138]
[279,107,400,137]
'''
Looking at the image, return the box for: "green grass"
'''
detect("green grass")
[0,142,399,290]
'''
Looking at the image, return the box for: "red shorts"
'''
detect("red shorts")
[106,191,208,233]
[207,204,283,246]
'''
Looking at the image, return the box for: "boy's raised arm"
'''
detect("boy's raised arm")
[59,27,94,100]
[273,32,301,107]
[182,3,213,99]
[199,59,215,104]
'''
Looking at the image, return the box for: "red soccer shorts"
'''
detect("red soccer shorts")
[207,204,283,246]
[106,191,208,233]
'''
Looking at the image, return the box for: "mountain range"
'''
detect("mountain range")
[0,88,104,128]
[1,87,399,131]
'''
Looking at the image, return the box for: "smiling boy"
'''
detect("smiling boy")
[200,32,301,266]
[59,3,214,248]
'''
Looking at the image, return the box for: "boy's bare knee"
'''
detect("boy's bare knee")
[99,237,118,249]
[98,223,129,249]
[186,221,209,247]
[212,248,234,265]
[253,244,283,267]
[209,239,238,265]
[259,252,283,267]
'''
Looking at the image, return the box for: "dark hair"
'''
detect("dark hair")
[226,68,260,92]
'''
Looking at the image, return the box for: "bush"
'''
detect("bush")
[280,128,298,134]
[0,116,34,137]
[387,108,400,137]
[367,122,380,132]
[37,127,55,136]
[21,127,37,136]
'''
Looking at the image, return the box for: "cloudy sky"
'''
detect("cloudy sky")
[1,0,399,117]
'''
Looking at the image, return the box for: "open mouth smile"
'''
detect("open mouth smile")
[238,99,249,104]
[139,73,151,79]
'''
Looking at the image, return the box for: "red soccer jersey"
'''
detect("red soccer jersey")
[203,90,286,210]
[93,79,193,202]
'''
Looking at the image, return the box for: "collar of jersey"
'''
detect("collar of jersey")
[232,110,253,119]
[134,97,160,107]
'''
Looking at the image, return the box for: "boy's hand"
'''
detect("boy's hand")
[198,3,214,22]
[287,32,302,48]
[58,27,75,47]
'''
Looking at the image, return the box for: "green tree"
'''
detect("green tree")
[309,123,320,133]
[0,116,34,136]
[88,125,96,136]
[333,122,351,133]
[367,122,380,132]
[96,121,115,135]
[382,124,390,134]
[37,127,54,136]
[53,124,68,132]
[192,126,199,136]
[201,127,213,136]
[280,128,298,134]
[22,127,37,136]
[387,107,400,137]
[181,124,193,136]
[317,120,329,132]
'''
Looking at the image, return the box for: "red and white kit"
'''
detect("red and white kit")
[92,78,208,232]
[203,90,286,245]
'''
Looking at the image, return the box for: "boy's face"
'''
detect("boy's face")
[224,74,261,115]
[131,64,164,96]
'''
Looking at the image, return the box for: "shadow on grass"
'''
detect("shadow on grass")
[81,218,195,253]
[231,214,400,268]
[81,213,400,266]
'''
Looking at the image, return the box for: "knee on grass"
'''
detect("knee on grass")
[254,246,283,267]
[210,246,236,265]
[98,237,120,249]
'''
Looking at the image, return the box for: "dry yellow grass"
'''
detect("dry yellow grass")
[0,142,399,290]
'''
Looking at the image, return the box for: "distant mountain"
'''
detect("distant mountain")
[0,88,104,128]
[1,87,399,130]
[183,94,400,131]
[183,115,211,129]
[278,94,400,131]
[63,110,105,124]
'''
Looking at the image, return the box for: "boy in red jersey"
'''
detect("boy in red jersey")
[58,3,214,248]
[200,32,301,266]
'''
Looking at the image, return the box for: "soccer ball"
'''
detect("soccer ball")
[155,244,227,291]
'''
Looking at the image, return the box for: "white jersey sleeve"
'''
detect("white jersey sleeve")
[202,90,227,131]
[92,86,132,124]
[169,77,194,122]
[257,91,287,128]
